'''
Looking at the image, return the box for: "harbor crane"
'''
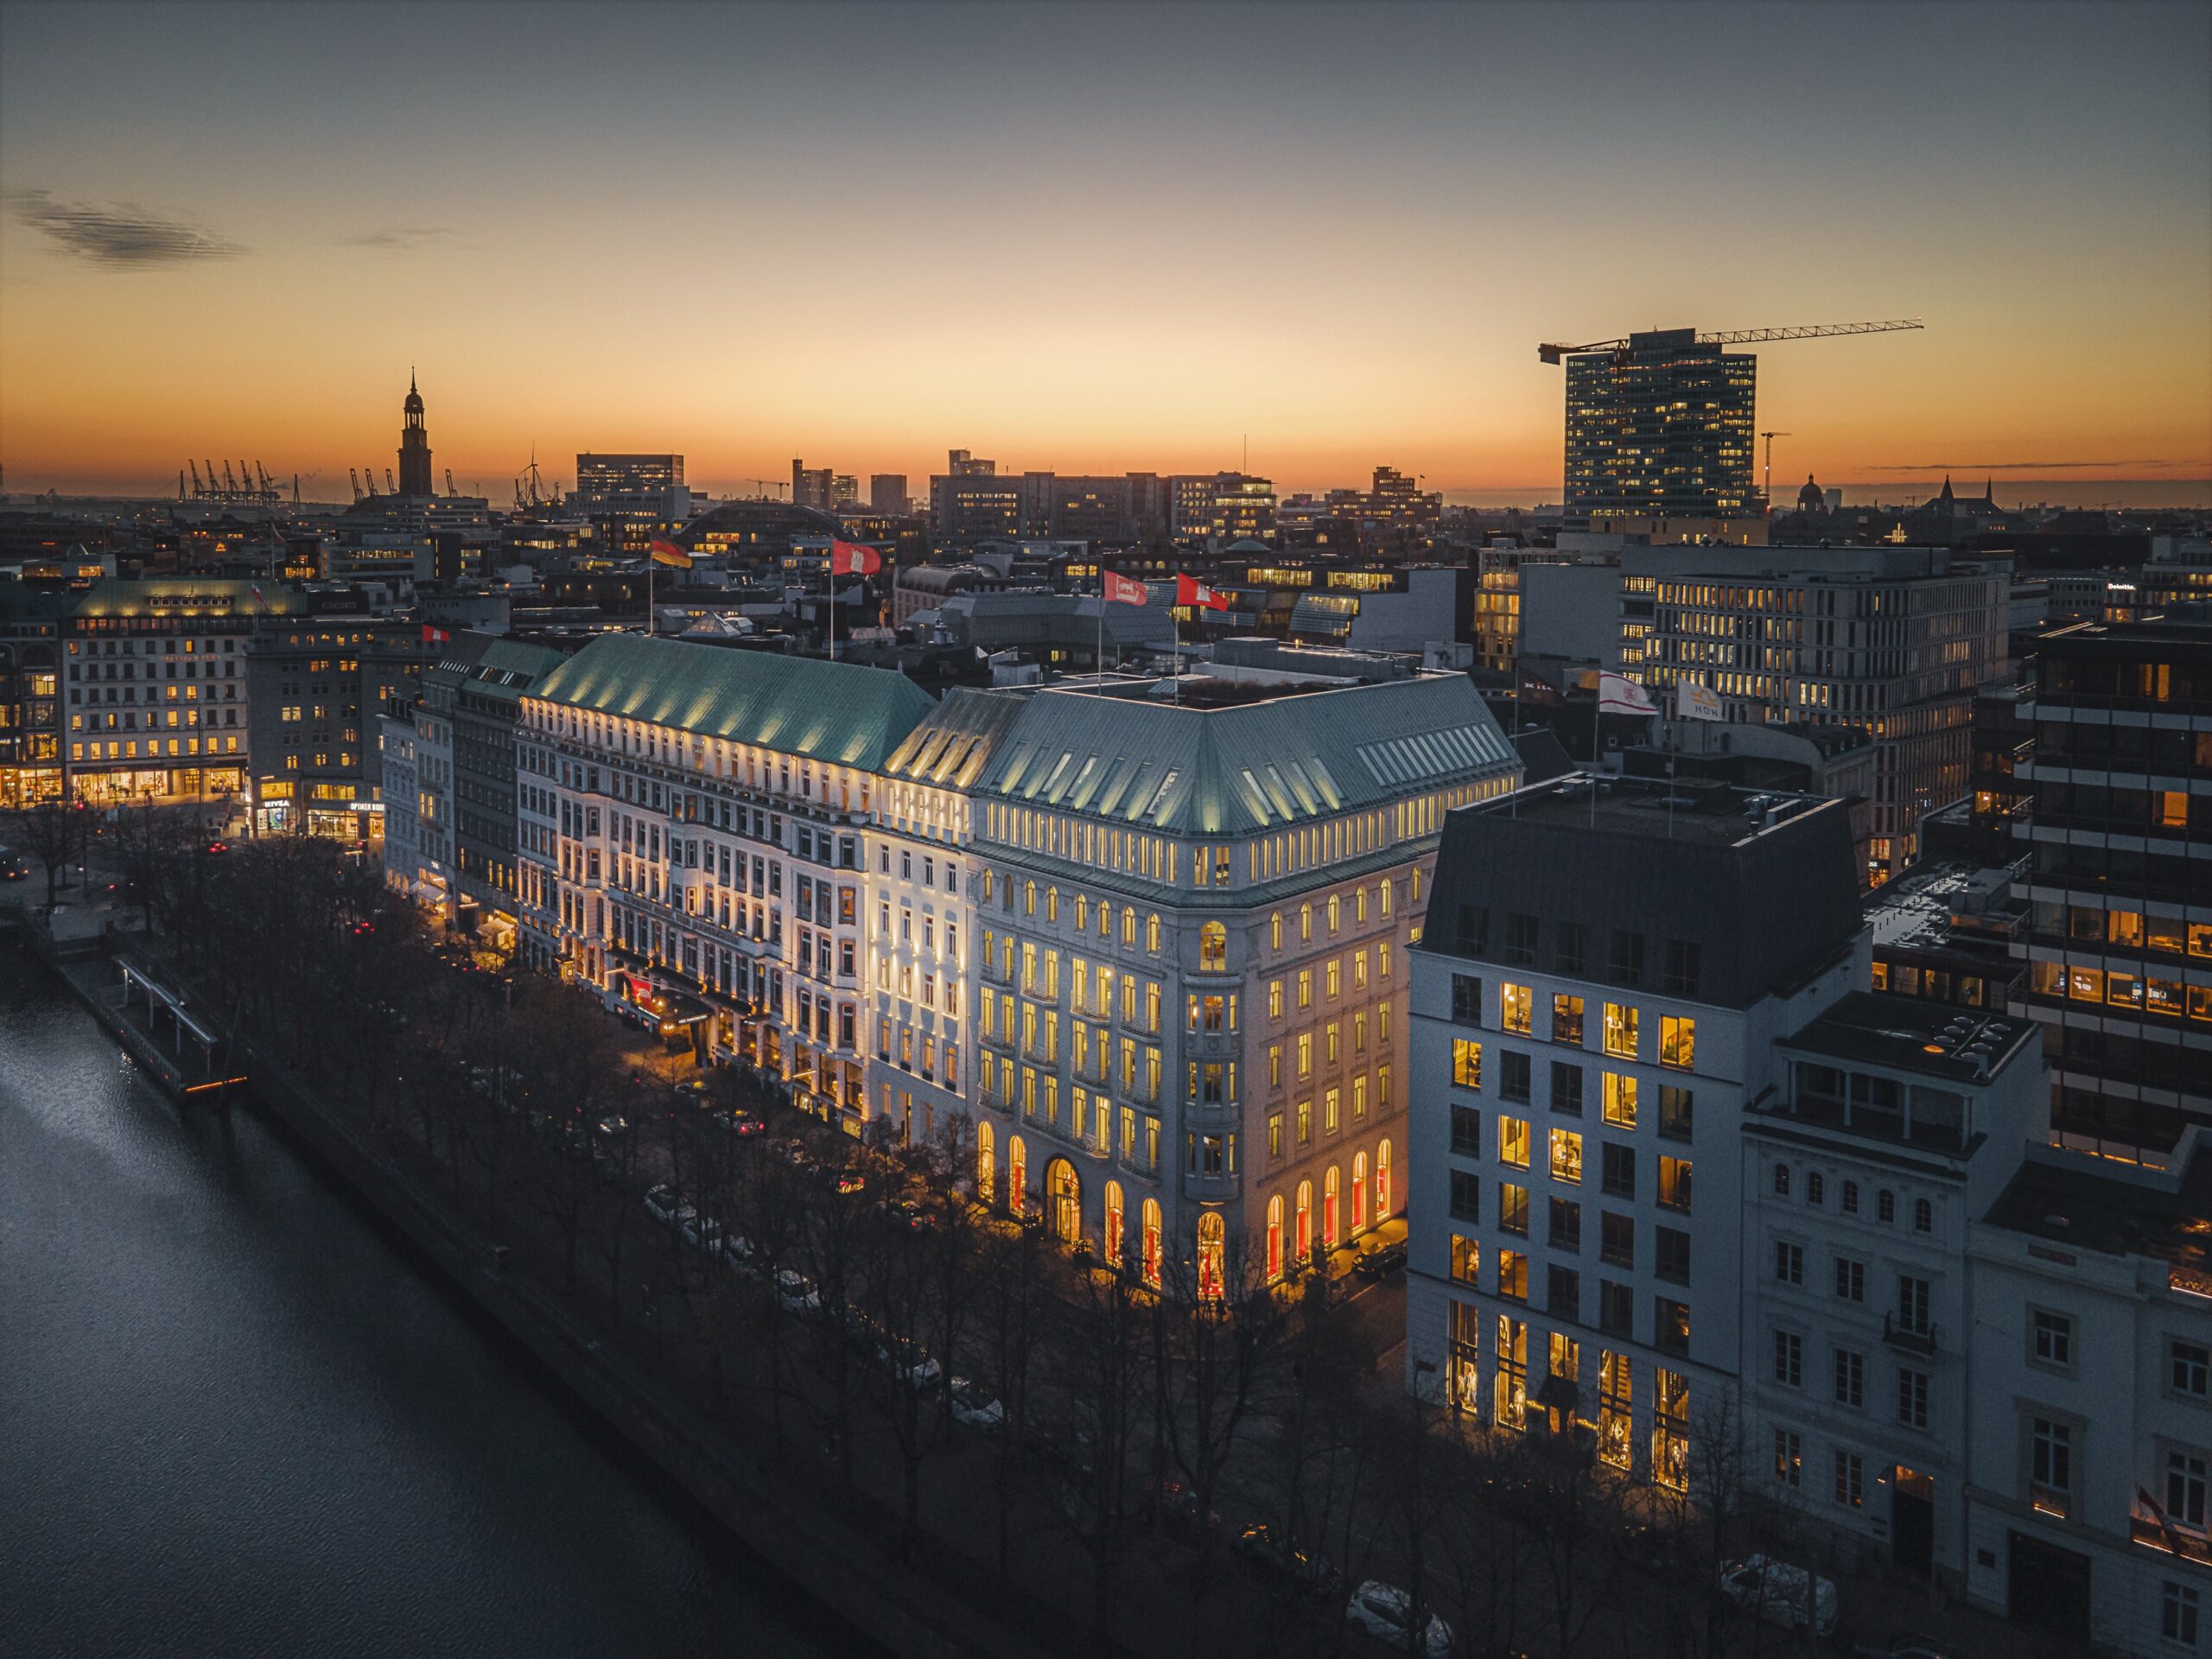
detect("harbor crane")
[385,467,397,495]
[446,468,456,496]
[349,468,363,501]
[1537,318,1923,365]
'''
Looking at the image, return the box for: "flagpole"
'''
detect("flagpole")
[1096,567,1106,695]
[648,555,655,638]
[828,552,836,664]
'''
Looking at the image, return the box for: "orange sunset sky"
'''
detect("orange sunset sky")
[3,2,2208,506]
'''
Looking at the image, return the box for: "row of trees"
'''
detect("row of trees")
[100,832,1955,1659]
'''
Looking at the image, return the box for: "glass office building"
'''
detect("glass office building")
[1563,329,1756,527]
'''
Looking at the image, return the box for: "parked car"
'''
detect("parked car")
[948,1379,1004,1429]
[1231,1522,1338,1599]
[0,849,29,881]
[717,1109,766,1137]
[1719,1555,1838,1637]
[1344,1580,1452,1656]
[874,1337,941,1390]
[1354,1236,1408,1279]
[775,1269,821,1313]
[680,1214,724,1254]
[642,1185,681,1225]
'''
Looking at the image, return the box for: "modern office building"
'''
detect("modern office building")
[869,474,909,517]
[791,461,836,513]
[1562,329,1756,529]
[574,454,690,556]
[1408,778,1868,1482]
[1168,473,1278,545]
[245,617,440,837]
[2014,618,2212,1163]
[1635,545,2010,881]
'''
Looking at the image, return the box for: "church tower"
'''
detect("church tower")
[397,372,434,497]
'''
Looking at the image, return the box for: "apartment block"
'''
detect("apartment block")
[1408,777,1866,1483]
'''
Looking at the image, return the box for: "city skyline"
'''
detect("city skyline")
[3,1,2209,504]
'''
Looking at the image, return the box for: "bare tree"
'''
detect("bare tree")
[6,797,89,912]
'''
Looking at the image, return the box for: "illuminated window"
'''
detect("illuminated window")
[1501,982,1533,1034]
[1602,1071,1638,1128]
[1603,1002,1638,1058]
[1659,1015,1695,1070]
[1549,1128,1583,1185]
[1552,994,1584,1045]
[1452,1039,1483,1089]
[1498,1116,1529,1168]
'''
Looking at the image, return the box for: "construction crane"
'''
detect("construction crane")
[1759,432,1791,502]
[1537,318,1923,365]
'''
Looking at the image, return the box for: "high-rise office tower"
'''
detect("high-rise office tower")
[1562,329,1755,528]
[869,474,908,516]
[397,372,434,498]
[791,460,836,512]
[2015,618,2212,1163]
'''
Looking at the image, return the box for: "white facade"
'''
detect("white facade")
[1961,1142,2212,1656]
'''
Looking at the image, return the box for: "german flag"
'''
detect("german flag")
[650,539,693,569]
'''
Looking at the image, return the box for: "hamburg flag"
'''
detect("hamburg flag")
[830,539,882,575]
[1103,571,1149,605]
[1597,671,1658,717]
[422,624,451,645]
[1175,573,1229,612]
[650,538,693,569]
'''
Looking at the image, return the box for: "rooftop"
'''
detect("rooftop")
[1984,1147,2212,1277]
[1484,772,1834,850]
[1779,991,2035,1086]
[1865,859,2019,954]
[531,631,935,771]
[887,671,1516,836]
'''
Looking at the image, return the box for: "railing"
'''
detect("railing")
[1882,1313,1938,1355]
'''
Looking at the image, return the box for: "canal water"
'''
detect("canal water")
[0,945,849,1659]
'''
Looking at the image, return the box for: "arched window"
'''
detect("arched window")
[1352,1151,1370,1231]
[1300,903,1313,942]
[1147,914,1162,954]
[1197,1212,1225,1301]
[1841,1179,1859,1215]
[1270,912,1282,950]
[1877,1188,1896,1224]
[1326,894,1339,932]
[1324,1166,1341,1249]
[1376,1139,1394,1220]
[1266,1194,1285,1281]
[1199,921,1227,973]
[1104,1181,1125,1267]
[1295,1179,1313,1266]
[1807,1171,1825,1206]
[1141,1198,1162,1288]
[1099,902,1113,939]
[1122,908,1136,946]
[1773,1161,1790,1198]
[1046,887,1058,922]
[1914,1198,1933,1234]
[1046,1157,1081,1245]
[1024,880,1037,917]
[977,1121,996,1203]
[1007,1135,1027,1217]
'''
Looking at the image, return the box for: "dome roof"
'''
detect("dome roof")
[1796,474,1823,509]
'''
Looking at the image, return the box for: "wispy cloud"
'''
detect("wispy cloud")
[1870,459,2187,473]
[341,226,460,251]
[6,188,243,267]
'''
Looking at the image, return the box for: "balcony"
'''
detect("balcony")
[1882,1313,1938,1356]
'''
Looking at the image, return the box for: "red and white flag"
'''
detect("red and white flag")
[422,624,451,645]
[830,539,882,575]
[1103,571,1148,605]
[1597,671,1657,716]
[1175,573,1229,612]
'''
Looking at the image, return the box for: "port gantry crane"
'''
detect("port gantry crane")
[1536,317,1923,365]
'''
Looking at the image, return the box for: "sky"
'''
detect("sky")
[2,0,2208,506]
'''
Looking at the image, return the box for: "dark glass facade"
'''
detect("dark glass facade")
[1563,329,1756,525]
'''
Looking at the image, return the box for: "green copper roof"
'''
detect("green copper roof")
[532,632,935,771]
[954,674,1517,836]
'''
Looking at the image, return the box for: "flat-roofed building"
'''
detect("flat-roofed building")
[1408,777,1866,1484]
[2013,618,2212,1164]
